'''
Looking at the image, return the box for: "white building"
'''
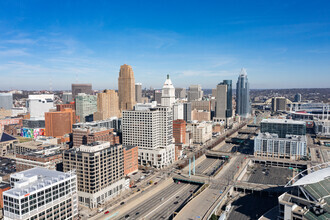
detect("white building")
[173,103,184,120]
[314,120,330,136]
[3,167,78,220]
[27,94,55,119]
[161,74,175,108]
[122,106,175,168]
[254,133,307,160]
[186,121,212,144]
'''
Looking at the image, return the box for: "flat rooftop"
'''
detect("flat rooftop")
[5,167,74,197]
[261,118,305,125]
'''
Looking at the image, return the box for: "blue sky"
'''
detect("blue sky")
[0,0,329,90]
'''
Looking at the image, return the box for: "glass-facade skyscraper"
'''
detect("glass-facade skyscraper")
[223,80,232,118]
[236,69,250,117]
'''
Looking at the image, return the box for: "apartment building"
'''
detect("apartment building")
[254,133,307,160]
[122,106,175,168]
[3,167,78,220]
[63,141,127,208]
[260,119,306,138]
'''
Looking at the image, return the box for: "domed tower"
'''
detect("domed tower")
[118,64,136,111]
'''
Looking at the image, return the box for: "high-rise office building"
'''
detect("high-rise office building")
[183,102,192,122]
[27,94,55,119]
[154,90,162,104]
[135,83,142,103]
[71,84,92,100]
[94,90,120,121]
[215,80,232,121]
[272,97,287,112]
[236,69,250,117]
[75,93,97,122]
[122,106,175,168]
[63,142,128,208]
[161,74,175,107]
[175,88,186,99]
[118,64,136,111]
[45,108,76,138]
[216,83,227,119]
[3,167,78,220]
[187,85,203,102]
[173,103,184,120]
[0,93,13,110]
[294,93,302,102]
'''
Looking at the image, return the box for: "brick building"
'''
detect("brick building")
[56,103,75,112]
[3,124,21,136]
[72,127,120,147]
[45,108,76,138]
[173,119,186,160]
[123,145,138,175]
[15,145,63,172]
[173,119,186,145]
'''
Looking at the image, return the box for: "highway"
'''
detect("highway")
[116,182,200,219]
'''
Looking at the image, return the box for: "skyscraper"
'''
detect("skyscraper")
[187,85,203,102]
[236,69,250,117]
[118,64,136,111]
[75,93,97,122]
[94,89,120,120]
[71,84,92,100]
[161,74,175,107]
[135,83,142,103]
[216,83,227,119]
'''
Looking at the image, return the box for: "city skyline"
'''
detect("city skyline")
[0,1,330,90]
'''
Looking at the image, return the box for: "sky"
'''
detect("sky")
[0,0,329,90]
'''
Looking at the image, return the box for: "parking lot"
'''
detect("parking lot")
[246,164,293,185]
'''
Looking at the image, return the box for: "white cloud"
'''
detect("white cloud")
[0,49,30,56]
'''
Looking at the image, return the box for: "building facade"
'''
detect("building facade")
[71,83,92,100]
[0,93,13,110]
[175,88,186,99]
[216,83,227,119]
[173,119,186,145]
[161,74,175,108]
[186,121,212,144]
[187,85,203,102]
[118,64,136,111]
[260,119,306,138]
[173,103,184,120]
[26,94,55,119]
[236,69,250,117]
[45,108,76,138]
[271,97,287,112]
[72,127,119,147]
[135,83,142,103]
[63,142,127,208]
[254,133,307,160]
[94,90,120,121]
[3,168,78,220]
[183,102,192,122]
[123,145,138,175]
[122,106,175,168]
[75,93,97,123]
